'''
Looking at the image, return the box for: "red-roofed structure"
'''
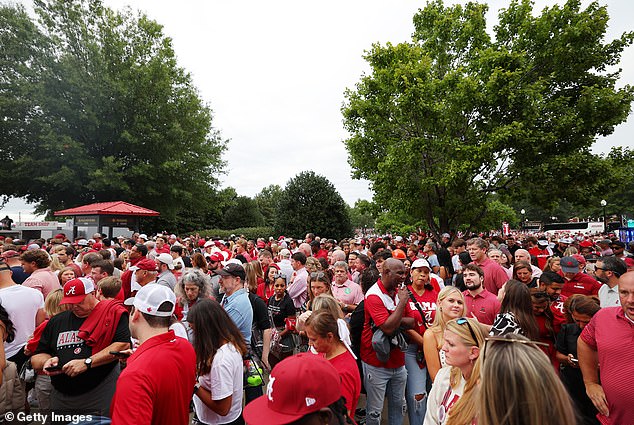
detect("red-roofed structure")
[54,201,159,239]
[54,201,159,217]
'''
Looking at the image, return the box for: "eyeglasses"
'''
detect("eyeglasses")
[594,266,610,272]
[456,317,479,347]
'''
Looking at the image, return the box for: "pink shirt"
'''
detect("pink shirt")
[580,307,634,425]
[474,257,508,295]
[331,279,364,305]
[463,289,500,325]
[23,267,61,299]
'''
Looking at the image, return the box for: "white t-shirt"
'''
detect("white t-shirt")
[0,284,45,358]
[193,342,243,424]
[424,366,466,425]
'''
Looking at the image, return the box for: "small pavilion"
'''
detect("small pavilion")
[54,201,159,239]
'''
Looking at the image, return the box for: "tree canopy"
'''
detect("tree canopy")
[342,0,633,235]
[0,0,226,224]
[275,171,352,240]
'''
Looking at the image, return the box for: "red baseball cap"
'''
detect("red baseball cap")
[197,239,206,247]
[60,277,95,304]
[243,353,342,424]
[134,258,158,271]
[207,252,224,262]
[579,240,594,248]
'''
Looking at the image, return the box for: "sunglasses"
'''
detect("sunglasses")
[273,273,287,280]
[456,317,479,347]
[482,336,550,362]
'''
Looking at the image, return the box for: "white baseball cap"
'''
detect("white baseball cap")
[411,258,431,270]
[156,253,174,270]
[124,284,176,317]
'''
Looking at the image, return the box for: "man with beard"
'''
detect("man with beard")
[461,263,500,325]
[538,271,568,333]
[595,257,627,307]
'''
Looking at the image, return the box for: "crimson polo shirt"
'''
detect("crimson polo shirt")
[361,279,410,368]
[561,272,601,297]
[580,307,634,425]
[110,330,197,425]
[473,257,508,295]
[463,289,500,325]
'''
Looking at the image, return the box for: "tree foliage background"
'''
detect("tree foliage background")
[275,171,352,240]
[342,0,633,235]
[0,0,226,230]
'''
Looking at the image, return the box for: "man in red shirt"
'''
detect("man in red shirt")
[559,256,601,296]
[462,264,500,325]
[111,284,196,425]
[361,258,414,425]
[466,237,508,295]
[538,271,567,333]
[578,271,634,425]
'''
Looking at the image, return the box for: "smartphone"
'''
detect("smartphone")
[110,351,130,358]
[45,365,62,372]
[570,357,579,363]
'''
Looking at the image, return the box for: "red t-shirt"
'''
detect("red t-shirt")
[550,295,568,334]
[405,286,437,335]
[256,282,275,303]
[580,307,634,425]
[111,330,196,425]
[329,350,361,415]
[360,280,409,368]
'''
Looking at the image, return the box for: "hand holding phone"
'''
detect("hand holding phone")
[45,365,63,372]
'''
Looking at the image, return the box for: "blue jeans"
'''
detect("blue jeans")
[362,361,407,425]
[404,344,427,425]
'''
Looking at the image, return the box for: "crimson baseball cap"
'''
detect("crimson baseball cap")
[134,258,158,271]
[60,277,95,304]
[243,353,342,424]
[207,252,224,262]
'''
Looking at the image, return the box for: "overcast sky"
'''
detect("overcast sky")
[3,0,633,222]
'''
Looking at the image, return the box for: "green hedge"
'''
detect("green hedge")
[194,227,276,240]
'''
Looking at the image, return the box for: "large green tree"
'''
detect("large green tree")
[342,0,633,235]
[0,0,225,223]
[275,171,352,240]
[254,184,284,227]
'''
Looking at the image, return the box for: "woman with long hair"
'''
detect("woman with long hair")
[244,261,264,294]
[479,334,576,425]
[189,298,248,425]
[257,263,279,303]
[423,287,466,381]
[556,295,601,424]
[513,261,539,289]
[191,252,209,275]
[174,269,212,330]
[490,280,539,340]
[57,266,76,286]
[543,256,562,273]
[305,271,334,311]
[404,259,438,424]
[424,317,485,425]
[305,311,361,417]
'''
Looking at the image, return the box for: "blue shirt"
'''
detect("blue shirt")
[221,288,253,344]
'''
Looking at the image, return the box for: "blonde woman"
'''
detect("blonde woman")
[423,287,466,381]
[424,317,485,425]
[478,334,576,425]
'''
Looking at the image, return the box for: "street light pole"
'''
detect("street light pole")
[520,209,525,230]
[600,199,607,233]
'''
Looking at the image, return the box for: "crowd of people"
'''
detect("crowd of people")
[1,229,633,425]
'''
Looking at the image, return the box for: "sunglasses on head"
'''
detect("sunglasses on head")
[482,335,550,362]
[456,317,479,346]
